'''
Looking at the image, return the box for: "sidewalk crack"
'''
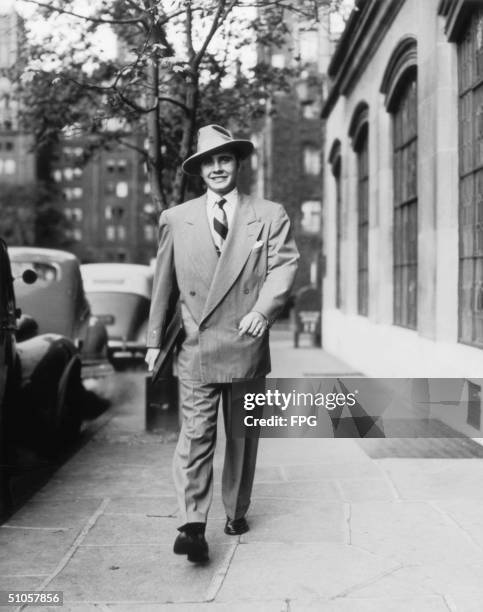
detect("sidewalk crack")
[329,562,406,600]
[344,503,352,545]
[430,501,483,553]
[16,498,111,612]
[204,540,238,602]
[374,461,402,500]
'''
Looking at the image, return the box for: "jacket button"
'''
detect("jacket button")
[189,290,196,296]
[244,289,249,294]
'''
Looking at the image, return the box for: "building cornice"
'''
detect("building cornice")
[438,0,477,42]
[322,0,406,119]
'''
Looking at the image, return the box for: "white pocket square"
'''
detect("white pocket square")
[252,240,264,250]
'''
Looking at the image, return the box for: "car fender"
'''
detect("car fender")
[80,317,108,361]
[15,334,74,385]
[13,335,82,454]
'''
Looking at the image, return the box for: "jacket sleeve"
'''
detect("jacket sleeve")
[146,211,179,348]
[252,204,299,324]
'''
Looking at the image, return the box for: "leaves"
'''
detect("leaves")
[14,0,346,209]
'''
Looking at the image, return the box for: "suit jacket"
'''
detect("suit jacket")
[147,192,299,383]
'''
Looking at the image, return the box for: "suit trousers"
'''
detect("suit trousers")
[173,378,262,525]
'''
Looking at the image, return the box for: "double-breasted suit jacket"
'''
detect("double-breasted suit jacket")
[147,192,299,383]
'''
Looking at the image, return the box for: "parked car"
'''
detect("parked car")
[0,239,84,519]
[80,263,153,362]
[8,247,110,373]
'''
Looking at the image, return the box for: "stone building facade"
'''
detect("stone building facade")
[322,0,483,380]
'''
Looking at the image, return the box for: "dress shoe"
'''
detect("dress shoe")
[173,528,209,562]
[224,516,249,535]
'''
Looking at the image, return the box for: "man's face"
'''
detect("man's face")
[200,151,238,195]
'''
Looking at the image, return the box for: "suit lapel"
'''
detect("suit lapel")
[201,193,262,323]
[183,195,218,290]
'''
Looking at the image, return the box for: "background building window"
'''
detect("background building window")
[144,224,156,241]
[392,73,418,329]
[116,181,128,198]
[271,53,285,69]
[106,225,115,241]
[303,145,321,175]
[298,28,318,64]
[300,200,321,234]
[355,124,369,316]
[4,159,15,174]
[458,8,483,346]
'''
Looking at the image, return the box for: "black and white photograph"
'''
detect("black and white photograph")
[1,0,483,610]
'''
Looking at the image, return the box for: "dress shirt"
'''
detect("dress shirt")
[206,188,238,247]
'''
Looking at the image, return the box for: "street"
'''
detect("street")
[1,329,483,611]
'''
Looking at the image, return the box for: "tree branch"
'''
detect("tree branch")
[158,96,190,114]
[193,0,234,70]
[114,135,148,158]
[115,89,157,114]
[24,0,146,26]
[185,1,195,62]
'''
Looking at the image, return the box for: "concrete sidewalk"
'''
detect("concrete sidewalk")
[2,330,483,611]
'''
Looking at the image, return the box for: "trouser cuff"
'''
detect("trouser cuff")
[178,522,206,535]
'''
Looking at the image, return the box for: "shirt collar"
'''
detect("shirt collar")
[206,187,238,209]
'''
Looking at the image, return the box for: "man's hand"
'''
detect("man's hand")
[238,311,268,338]
[145,348,161,371]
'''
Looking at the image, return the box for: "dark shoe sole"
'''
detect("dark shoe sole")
[187,552,209,563]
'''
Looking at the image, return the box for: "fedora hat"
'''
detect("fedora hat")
[182,124,254,175]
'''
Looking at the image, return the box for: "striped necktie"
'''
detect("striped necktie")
[213,198,228,255]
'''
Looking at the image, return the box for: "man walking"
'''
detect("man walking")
[146,124,299,562]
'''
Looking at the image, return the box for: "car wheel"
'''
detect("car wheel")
[54,355,83,447]
[27,339,82,458]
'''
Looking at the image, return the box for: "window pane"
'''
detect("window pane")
[116,182,128,198]
[356,128,369,316]
[393,75,418,329]
[458,8,483,346]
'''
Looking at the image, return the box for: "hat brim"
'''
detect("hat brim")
[182,140,254,176]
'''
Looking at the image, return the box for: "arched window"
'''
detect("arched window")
[329,140,342,309]
[458,8,483,347]
[382,38,418,330]
[349,102,369,317]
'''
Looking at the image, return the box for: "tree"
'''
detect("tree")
[14,0,345,213]
[0,182,73,248]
